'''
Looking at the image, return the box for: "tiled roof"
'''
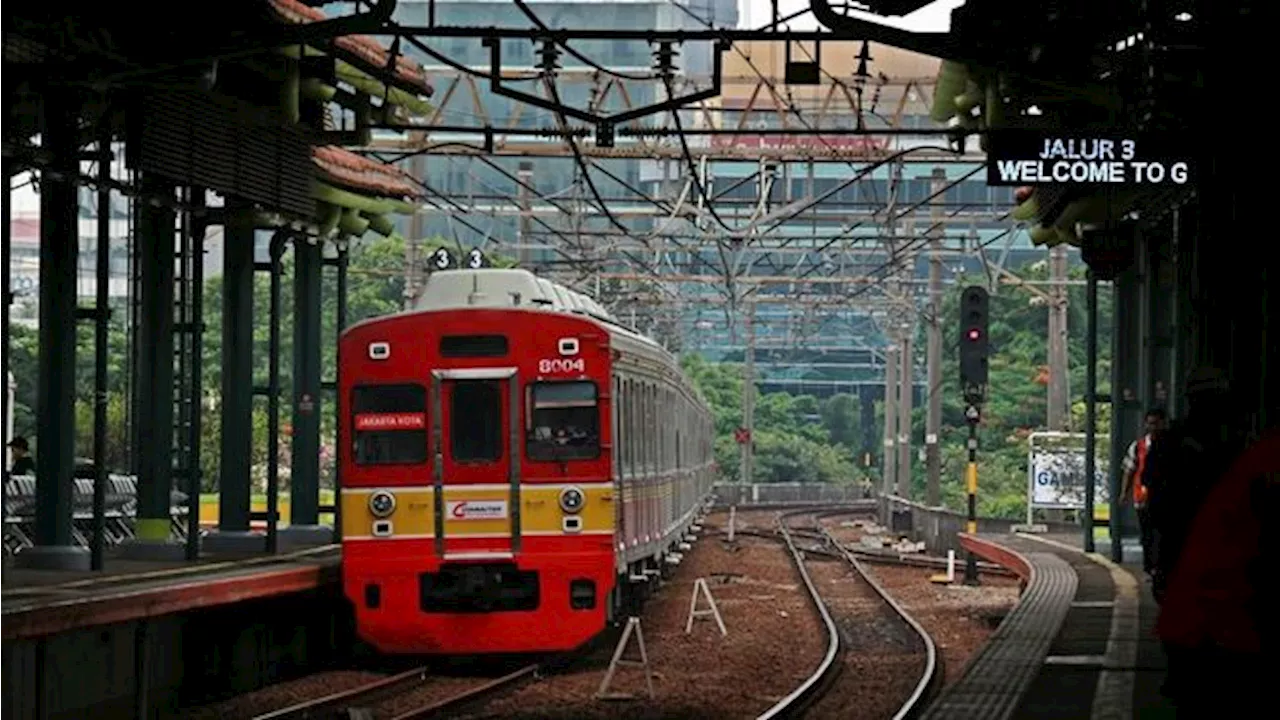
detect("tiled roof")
[312,145,421,199]
[267,0,432,96]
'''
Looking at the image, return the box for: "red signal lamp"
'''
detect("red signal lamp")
[966,328,982,341]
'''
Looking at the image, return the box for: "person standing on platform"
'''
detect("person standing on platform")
[1120,407,1166,577]
[7,436,34,476]
[1143,367,1246,605]
[1154,424,1278,714]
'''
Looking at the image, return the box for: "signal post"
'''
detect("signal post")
[958,286,989,586]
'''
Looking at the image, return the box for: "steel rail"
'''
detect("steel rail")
[721,526,1015,575]
[390,664,540,719]
[814,509,944,720]
[755,509,844,720]
[252,665,432,720]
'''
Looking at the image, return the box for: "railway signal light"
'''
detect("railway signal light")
[959,286,989,403]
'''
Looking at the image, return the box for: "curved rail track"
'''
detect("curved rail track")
[742,507,941,720]
[252,664,538,720]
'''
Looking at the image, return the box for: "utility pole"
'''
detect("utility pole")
[925,168,945,506]
[888,160,913,499]
[740,300,756,485]
[406,153,426,304]
[882,343,899,497]
[517,161,534,268]
[1047,244,1070,430]
[896,316,914,498]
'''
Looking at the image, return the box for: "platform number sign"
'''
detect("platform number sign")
[430,247,455,271]
[466,248,488,269]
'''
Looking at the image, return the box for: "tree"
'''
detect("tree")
[681,258,1115,519]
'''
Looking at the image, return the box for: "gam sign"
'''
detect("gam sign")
[986,131,1194,187]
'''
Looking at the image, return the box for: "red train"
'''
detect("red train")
[337,268,716,654]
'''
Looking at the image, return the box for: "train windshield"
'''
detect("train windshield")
[352,383,428,465]
[526,381,599,461]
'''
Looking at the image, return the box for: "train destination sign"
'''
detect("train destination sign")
[985,131,1194,187]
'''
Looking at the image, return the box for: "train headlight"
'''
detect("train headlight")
[559,486,585,514]
[368,491,396,518]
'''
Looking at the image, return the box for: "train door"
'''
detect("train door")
[430,368,521,559]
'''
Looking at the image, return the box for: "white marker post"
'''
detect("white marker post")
[931,549,958,585]
[728,505,736,543]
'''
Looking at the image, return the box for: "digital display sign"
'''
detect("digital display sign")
[985,131,1194,187]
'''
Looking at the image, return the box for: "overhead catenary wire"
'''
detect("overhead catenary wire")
[374,3,1027,334]
[514,0,660,82]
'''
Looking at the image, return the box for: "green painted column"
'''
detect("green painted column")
[285,237,326,544]
[204,205,262,552]
[123,174,180,556]
[16,92,89,569]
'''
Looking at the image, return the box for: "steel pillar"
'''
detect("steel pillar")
[282,237,329,546]
[90,139,112,570]
[280,237,325,543]
[1109,265,1142,564]
[183,190,208,561]
[205,205,264,553]
[330,243,349,543]
[1084,270,1098,555]
[2,156,11,529]
[18,93,89,569]
[264,233,287,554]
[120,174,183,560]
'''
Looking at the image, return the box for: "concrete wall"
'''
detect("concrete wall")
[2,584,353,720]
[712,482,873,506]
[710,483,1080,556]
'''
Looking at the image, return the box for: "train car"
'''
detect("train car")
[337,268,715,655]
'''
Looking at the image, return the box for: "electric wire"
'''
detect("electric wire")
[514,0,660,82]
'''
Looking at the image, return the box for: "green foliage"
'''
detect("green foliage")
[7,234,471,492]
[680,354,864,485]
[904,262,1114,516]
[681,260,1115,519]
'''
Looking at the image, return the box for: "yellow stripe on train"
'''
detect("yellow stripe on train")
[340,484,615,539]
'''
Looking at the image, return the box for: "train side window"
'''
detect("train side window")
[613,375,622,476]
[527,381,600,461]
[647,383,656,473]
[641,383,650,473]
[451,380,503,462]
[352,383,428,465]
[623,378,633,477]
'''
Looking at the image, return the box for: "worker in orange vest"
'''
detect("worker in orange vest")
[1120,407,1166,576]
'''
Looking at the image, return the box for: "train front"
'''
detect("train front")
[337,309,617,655]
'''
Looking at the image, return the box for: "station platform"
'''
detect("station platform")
[920,532,1177,720]
[2,544,341,641]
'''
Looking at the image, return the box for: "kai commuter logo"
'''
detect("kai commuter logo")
[447,500,508,520]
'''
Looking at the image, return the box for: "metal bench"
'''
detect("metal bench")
[3,475,191,555]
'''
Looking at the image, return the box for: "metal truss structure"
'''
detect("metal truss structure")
[342,2,1064,399]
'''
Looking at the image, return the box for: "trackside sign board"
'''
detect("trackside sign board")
[985,131,1194,187]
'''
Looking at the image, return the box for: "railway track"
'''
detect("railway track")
[754,507,941,719]
[252,664,538,720]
